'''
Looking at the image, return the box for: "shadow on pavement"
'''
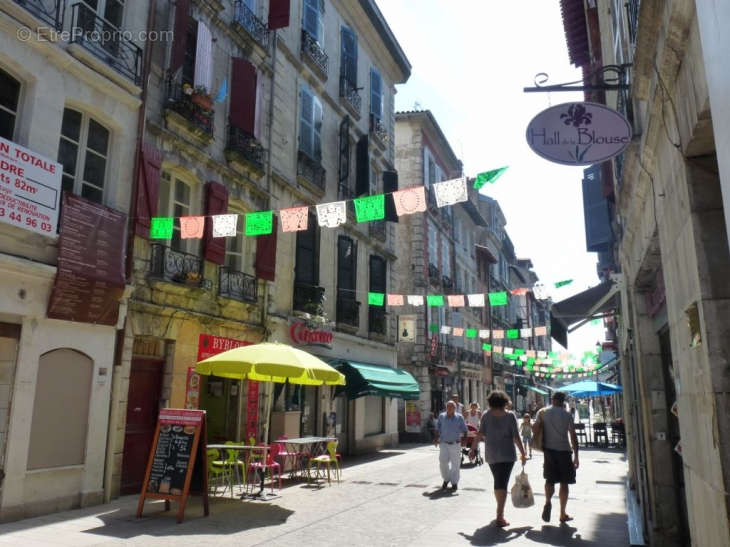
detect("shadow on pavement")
[422,488,455,500]
[81,498,294,539]
[460,524,532,544]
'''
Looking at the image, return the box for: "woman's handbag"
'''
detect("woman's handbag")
[532,409,545,452]
[511,467,535,508]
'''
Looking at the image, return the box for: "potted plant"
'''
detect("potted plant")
[192,86,213,110]
[185,272,202,286]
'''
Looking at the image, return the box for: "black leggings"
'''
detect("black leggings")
[488,461,515,490]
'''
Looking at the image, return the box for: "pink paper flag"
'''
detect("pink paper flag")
[180,216,205,239]
[452,327,464,337]
[281,206,309,232]
[447,294,465,307]
[534,326,547,336]
[387,294,404,306]
[392,186,427,216]
[511,288,529,296]
[492,329,504,339]
[493,346,503,354]
[526,350,536,358]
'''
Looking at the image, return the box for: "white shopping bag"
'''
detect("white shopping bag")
[511,469,535,508]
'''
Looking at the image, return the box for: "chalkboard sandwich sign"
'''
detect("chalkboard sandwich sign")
[136,409,209,523]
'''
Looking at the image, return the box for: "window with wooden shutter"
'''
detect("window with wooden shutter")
[582,165,613,252]
[230,57,257,135]
[194,20,213,92]
[203,181,228,264]
[268,0,291,30]
[170,0,191,75]
[135,143,162,238]
[302,0,323,42]
[295,212,319,285]
[338,116,351,197]
[355,135,369,196]
[368,255,386,335]
[340,26,357,87]
[383,170,398,222]
[299,86,322,160]
[255,215,278,281]
[337,236,357,292]
[370,68,382,119]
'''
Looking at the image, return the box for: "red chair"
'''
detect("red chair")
[275,436,299,477]
[247,444,282,492]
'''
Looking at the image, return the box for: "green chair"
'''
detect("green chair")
[223,441,246,495]
[207,448,227,496]
[308,440,340,485]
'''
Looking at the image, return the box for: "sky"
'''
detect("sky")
[376,0,605,353]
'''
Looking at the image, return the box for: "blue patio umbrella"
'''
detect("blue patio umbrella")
[557,381,622,398]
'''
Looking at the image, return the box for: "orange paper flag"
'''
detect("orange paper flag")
[281,206,309,232]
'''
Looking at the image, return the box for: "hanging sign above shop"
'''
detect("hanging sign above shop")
[196,333,252,361]
[526,102,632,166]
[289,320,333,348]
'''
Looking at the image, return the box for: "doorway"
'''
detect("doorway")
[120,357,164,494]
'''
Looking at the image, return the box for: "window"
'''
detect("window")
[441,236,451,277]
[370,164,378,195]
[340,25,357,86]
[0,68,20,141]
[57,108,110,204]
[225,210,255,272]
[337,235,357,292]
[370,68,383,120]
[364,396,384,435]
[369,255,386,334]
[427,220,438,268]
[84,0,125,28]
[159,171,195,254]
[302,0,324,44]
[299,86,323,160]
[28,349,93,469]
[295,213,320,285]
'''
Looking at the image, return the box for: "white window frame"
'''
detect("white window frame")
[427,219,438,269]
[302,0,324,44]
[441,236,451,278]
[299,85,323,160]
[370,67,383,119]
[0,67,21,142]
[159,170,198,255]
[81,0,125,29]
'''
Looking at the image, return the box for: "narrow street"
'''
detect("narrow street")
[0,444,628,546]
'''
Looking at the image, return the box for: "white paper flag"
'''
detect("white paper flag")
[520,328,532,338]
[467,293,485,307]
[316,201,347,228]
[212,214,237,237]
[537,351,547,359]
[503,346,513,354]
[433,176,468,208]
[479,329,490,339]
[520,355,528,362]
[440,326,452,334]
[407,295,424,306]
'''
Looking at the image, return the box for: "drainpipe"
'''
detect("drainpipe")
[104,0,157,504]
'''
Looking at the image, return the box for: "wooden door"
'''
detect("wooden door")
[121,357,164,494]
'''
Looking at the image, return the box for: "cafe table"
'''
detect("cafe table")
[280,437,336,480]
[207,444,269,498]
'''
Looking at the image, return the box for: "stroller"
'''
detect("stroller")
[461,424,484,465]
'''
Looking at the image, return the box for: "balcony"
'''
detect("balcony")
[219,267,257,303]
[369,219,386,242]
[339,76,362,118]
[336,293,360,328]
[442,275,453,290]
[444,344,457,362]
[369,114,388,146]
[70,3,143,85]
[13,0,64,29]
[150,244,204,287]
[297,150,326,192]
[225,125,265,174]
[165,80,215,142]
[233,0,269,50]
[301,30,328,81]
[428,263,440,285]
[293,282,325,316]
[368,306,386,335]
[626,0,641,49]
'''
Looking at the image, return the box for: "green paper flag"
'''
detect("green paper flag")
[368,292,384,306]
[429,323,439,333]
[549,351,558,359]
[488,291,508,306]
[558,374,563,379]
[465,328,477,339]
[554,279,573,288]
[426,295,444,306]
[245,210,273,236]
[514,349,525,356]
[473,166,508,190]
[150,217,174,239]
[353,194,385,223]
[506,329,519,339]
[482,343,492,351]
[590,318,601,326]
[527,357,535,366]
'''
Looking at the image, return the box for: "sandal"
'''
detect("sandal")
[541,503,552,522]
[560,514,574,523]
[496,517,509,527]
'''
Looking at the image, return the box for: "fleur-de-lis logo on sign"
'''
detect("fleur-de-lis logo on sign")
[560,104,593,127]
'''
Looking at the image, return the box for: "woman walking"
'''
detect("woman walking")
[471,391,527,527]
[520,414,533,458]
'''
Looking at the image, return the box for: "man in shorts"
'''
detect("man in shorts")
[538,391,579,523]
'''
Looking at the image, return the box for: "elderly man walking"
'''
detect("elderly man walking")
[433,400,468,491]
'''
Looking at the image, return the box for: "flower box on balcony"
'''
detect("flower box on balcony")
[192,92,213,110]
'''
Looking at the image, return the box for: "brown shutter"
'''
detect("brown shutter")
[203,181,229,265]
[170,0,190,74]
[135,143,162,238]
[230,57,257,134]
[356,135,369,196]
[383,170,398,223]
[255,215,278,282]
[268,0,290,30]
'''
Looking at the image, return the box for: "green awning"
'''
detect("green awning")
[525,385,549,396]
[331,360,420,400]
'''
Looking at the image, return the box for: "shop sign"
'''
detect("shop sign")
[405,401,421,433]
[398,315,416,342]
[526,102,632,165]
[184,366,200,410]
[246,381,259,441]
[0,136,61,236]
[289,320,333,348]
[197,333,252,361]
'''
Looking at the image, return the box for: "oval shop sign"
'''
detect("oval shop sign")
[526,102,632,166]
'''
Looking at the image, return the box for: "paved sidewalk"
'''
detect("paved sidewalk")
[0,444,629,546]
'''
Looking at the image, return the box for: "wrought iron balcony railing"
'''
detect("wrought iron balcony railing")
[70,3,143,85]
[339,76,362,115]
[233,0,269,50]
[14,0,64,29]
[166,79,215,137]
[444,344,457,362]
[368,306,386,335]
[626,0,641,48]
[293,282,325,316]
[226,125,264,171]
[369,219,386,242]
[297,150,326,191]
[336,293,360,327]
[428,263,440,284]
[369,114,388,143]
[219,266,257,303]
[301,30,328,79]
[442,275,453,289]
[150,244,204,286]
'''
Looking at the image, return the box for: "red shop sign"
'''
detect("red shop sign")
[289,320,333,348]
[197,334,252,362]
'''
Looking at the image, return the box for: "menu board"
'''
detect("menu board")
[137,409,209,523]
[47,193,127,325]
[0,136,62,236]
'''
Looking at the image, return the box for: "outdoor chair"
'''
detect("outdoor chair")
[593,422,609,447]
[307,440,340,485]
[247,443,282,493]
[275,436,300,477]
[223,440,246,494]
[207,448,228,496]
[611,422,626,447]
[574,423,588,447]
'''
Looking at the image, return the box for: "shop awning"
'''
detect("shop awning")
[331,360,420,400]
[525,385,549,396]
[551,279,619,348]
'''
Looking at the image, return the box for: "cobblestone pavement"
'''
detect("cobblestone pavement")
[0,444,629,546]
